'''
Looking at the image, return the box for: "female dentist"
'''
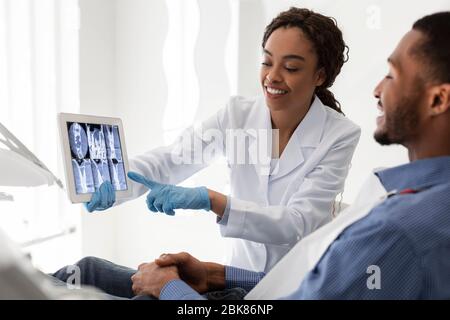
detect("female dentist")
[86,8,361,273]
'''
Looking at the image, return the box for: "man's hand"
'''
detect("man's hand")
[155,252,225,293]
[131,262,179,298]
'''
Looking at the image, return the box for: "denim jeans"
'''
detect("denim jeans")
[51,256,152,300]
[51,256,247,300]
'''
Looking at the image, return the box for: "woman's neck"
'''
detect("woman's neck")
[270,98,313,157]
[270,98,312,137]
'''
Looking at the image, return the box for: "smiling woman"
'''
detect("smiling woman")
[78,7,361,277]
[49,6,361,299]
[261,8,347,115]
[259,8,349,156]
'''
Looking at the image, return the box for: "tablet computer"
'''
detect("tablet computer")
[58,113,132,203]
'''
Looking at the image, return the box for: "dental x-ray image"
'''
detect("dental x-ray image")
[86,124,111,190]
[103,125,127,190]
[68,122,127,194]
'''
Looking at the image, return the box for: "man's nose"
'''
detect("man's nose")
[373,79,384,98]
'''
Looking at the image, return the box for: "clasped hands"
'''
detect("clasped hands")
[131,252,225,299]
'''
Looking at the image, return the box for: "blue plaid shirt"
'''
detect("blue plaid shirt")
[160,156,450,300]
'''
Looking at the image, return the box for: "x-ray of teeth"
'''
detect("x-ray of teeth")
[87,125,107,160]
[108,159,127,191]
[69,123,88,159]
[91,159,111,189]
[72,159,95,194]
[104,125,123,161]
[67,122,127,194]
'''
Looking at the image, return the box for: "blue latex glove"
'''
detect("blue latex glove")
[127,171,211,216]
[84,181,116,213]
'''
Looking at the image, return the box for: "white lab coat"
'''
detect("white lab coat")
[126,95,361,273]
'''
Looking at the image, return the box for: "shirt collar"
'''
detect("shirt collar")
[375,156,450,192]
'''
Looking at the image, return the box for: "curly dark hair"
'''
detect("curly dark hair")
[262,7,348,114]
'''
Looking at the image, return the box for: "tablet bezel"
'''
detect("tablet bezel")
[58,113,132,203]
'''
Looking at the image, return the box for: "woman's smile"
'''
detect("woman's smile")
[265,85,289,99]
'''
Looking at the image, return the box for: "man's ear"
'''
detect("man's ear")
[429,84,450,116]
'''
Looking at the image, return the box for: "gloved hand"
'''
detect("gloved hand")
[84,181,116,212]
[127,171,211,216]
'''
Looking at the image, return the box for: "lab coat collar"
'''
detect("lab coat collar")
[270,96,327,181]
[245,95,327,141]
[245,96,272,136]
[247,96,327,195]
[247,98,272,191]
[293,96,327,148]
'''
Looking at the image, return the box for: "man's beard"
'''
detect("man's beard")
[374,93,421,146]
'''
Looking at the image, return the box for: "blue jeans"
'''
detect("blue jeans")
[52,256,247,300]
[51,256,153,300]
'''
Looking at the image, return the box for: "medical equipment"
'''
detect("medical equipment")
[0,121,106,299]
[0,123,63,191]
[0,121,77,245]
[58,113,132,203]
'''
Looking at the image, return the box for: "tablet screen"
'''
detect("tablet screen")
[67,122,128,194]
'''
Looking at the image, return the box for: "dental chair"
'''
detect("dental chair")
[0,226,106,299]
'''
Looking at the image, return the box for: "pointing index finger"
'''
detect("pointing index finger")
[127,171,159,189]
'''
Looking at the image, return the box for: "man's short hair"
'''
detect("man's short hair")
[412,12,450,84]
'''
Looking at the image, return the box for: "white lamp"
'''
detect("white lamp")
[0,122,63,200]
[0,121,76,248]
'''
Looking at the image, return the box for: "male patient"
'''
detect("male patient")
[52,12,450,299]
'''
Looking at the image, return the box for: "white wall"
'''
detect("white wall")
[78,0,450,268]
[112,0,233,268]
[79,0,117,261]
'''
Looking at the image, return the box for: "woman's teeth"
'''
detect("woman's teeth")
[266,87,287,95]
